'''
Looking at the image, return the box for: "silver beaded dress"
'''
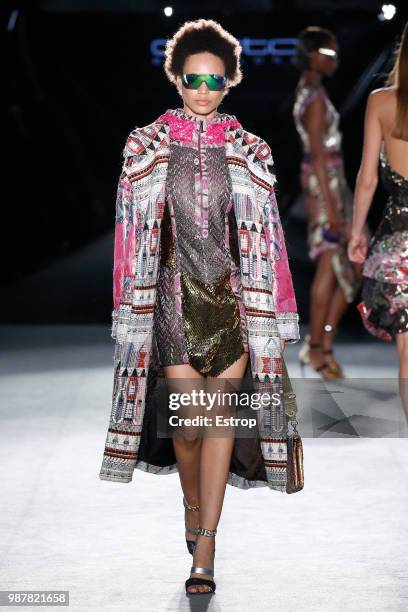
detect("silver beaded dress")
[152,108,248,376]
[293,78,363,303]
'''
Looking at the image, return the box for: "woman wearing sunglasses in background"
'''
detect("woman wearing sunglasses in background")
[348,22,408,419]
[293,26,367,379]
[99,18,303,597]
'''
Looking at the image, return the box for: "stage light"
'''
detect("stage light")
[7,9,18,32]
[378,4,396,21]
[164,6,173,17]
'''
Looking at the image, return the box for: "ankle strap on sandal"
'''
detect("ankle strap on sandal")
[309,342,321,349]
[183,496,200,512]
[197,526,217,537]
[190,566,214,577]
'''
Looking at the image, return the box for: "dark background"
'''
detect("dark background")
[2,0,407,330]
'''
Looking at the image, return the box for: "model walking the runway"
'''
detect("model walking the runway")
[348,22,408,419]
[293,26,366,379]
[99,19,304,596]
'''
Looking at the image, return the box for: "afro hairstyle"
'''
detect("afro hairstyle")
[164,19,243,88]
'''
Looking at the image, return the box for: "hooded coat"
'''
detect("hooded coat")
[99,108,302,493]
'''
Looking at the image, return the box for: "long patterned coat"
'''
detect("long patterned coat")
[99,108,302,493]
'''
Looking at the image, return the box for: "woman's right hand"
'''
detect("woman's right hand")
[347,233,368,263]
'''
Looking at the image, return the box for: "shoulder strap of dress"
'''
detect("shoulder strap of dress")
[306,83,326,106]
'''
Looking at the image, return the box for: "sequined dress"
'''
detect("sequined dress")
[357,147,408,341]
[153,108,248,376]
[293,78,362,303]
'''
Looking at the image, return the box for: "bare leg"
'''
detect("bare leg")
[187,351,249,593]
[321,285,348,350]
[396,332,408,422]
[163,364,204,548]
[308,250,337,369]
[320,284,349,376]
[322,262,363,353]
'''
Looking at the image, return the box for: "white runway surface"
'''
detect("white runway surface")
[1,325,407,612]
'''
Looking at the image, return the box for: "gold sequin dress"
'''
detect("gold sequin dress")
[153,108,248,376]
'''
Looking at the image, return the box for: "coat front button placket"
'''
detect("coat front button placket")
[194,157,199,165]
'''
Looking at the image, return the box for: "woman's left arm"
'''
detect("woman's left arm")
[348,90,383,263]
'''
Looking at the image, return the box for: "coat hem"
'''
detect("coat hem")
[100,460,286,491]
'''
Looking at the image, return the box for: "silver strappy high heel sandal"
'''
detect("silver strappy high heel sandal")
[185,526,217,595]
[183,496,200,555]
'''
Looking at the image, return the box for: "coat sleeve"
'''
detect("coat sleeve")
[110,125,156,340]
[113,168,134,310]
[111,125,147,340]
[111,162,135,340]
[260,148,300,344]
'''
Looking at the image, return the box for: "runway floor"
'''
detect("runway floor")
[0,324,407,612]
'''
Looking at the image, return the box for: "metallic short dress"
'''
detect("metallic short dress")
[153,108,248,376]
[293,79,363,303]
[357,147,408,341]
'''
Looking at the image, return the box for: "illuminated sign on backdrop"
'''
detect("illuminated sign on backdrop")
[150,38,298,65]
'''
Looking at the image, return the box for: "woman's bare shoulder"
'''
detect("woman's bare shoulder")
[365,87,396,125]
[368,86,396,104]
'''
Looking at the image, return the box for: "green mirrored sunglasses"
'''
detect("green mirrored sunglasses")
[182,73,227,91]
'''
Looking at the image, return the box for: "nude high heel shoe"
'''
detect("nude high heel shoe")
[298,336,340,380]
[322,325,344,377]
